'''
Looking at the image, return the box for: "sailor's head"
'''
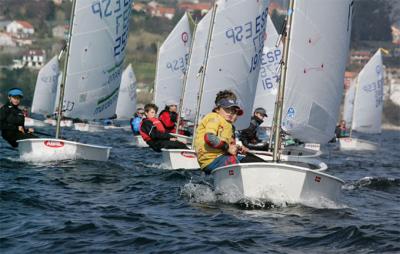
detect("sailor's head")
[254,107,268,120]
[214,92,244,123]
[165,100,178,112]
[144,103,158,118]
[136,107,145,117]
[8,87,23,106]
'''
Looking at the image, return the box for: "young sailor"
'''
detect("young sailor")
[239,107,269,151]
[335,120,349,138]
[158,100,179,133]
[0,88,37,147]
[130,108,145,135]
[194,90,263,174]
[139,103,188,152]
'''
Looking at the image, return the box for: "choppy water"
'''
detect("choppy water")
[0,126,399,253]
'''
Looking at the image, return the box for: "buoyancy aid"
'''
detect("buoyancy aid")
[139,117,166,142]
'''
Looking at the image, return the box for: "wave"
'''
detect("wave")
[343,176,400,191]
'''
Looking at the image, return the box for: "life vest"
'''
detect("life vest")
[139,117,166,142]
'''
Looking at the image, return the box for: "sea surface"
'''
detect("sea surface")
[0,126,399,253]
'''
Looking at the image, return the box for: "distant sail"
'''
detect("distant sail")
[343,78,356,126]
[181,11,212,122]
[252,14,282,127]
[154,13,192,109]
[198,0,270,130]
[351,49,384,133]
[31,56,60,115]
[282,0,353,143]
[115,64,137,119]
[62,0,133,120]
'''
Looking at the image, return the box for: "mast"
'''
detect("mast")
[272,0,295,162]
[55,0,76,139]
[191,3,218,149]
[176,16,198,134]
[152,41,161,103]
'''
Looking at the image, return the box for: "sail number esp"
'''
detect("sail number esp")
[224,6,268,73]
[91,0,133,57]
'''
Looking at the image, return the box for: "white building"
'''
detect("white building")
[22,49,46,69]
[6,20,34,38]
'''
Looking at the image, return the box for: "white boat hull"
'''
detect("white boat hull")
[161,149,199,169]
[74,123,104,132]
[132,135,148,147]
[17,138,111,162]
[44,119,73,127]
[282,146,322,158]
[24,117,48,127]
[161,149,326,171]
[339,138,378,151]
[212,163,344,203]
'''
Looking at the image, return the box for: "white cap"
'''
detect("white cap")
[165,99,178,106]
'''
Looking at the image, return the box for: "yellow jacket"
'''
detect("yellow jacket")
[194,112,234,169]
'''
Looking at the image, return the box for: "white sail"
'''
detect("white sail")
[31,56,60,115]
[282,0,353,143]
[115,64,137,119]
[181,11,212,122]
[53,71,63,114]
[154,13,192,109]
[343,78,356,126]
[351,49,384,133]
[253,14,282,127]
[62,0,132,120]
[199,0,270,130]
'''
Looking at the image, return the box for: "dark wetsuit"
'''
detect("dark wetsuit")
[239,116,269,151]
[0,102,37,147]
[140,119,188,152]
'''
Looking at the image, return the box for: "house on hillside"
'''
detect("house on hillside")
[350,51,372,66]
[148,3,176,20]
[20,49,46,69]
[178,2,211,16]
[6,20,34,38]
[132,2,147,13]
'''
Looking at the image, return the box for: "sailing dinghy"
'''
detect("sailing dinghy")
[339,49,384,151]
[162,1,327,170]
[212,0,353,203]
[18,0,133,162]
[25,56,60,127]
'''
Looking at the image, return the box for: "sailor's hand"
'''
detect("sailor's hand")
[18,126,25,133]
[28,128,34,133]
[170,137,177,141]
[227,144,238,155]
[237,145,249,154]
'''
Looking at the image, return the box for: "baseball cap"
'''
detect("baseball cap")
[217,98,243,116]
[8,88,23,98]
[254,107,268,117]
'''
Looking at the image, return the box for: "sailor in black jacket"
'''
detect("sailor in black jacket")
[239,107,269,151]
[0,88,37,147]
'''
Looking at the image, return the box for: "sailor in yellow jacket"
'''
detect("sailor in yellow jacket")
[194,91,245,173]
